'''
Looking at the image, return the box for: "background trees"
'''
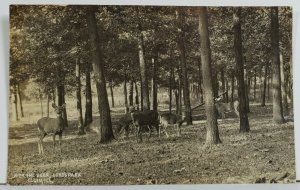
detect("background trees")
[10,5,293,143]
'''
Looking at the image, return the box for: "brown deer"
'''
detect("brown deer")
[159,112,186,138]
[37,103,66,154]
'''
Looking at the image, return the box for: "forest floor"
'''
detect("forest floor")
[7,103,296,185]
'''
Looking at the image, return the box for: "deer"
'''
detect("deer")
[130,110,159,142]
[37,103,66,155]
[215,95,239,119]
[159,112,186,138]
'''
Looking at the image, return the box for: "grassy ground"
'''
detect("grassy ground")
[7,103,295,185]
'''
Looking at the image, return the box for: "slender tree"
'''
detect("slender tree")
[270,7,284,123]
[198,7,221,145]
[233,8,250,132]
[76,59,85,135]
[86,6,114,142]
[177,8,192,124]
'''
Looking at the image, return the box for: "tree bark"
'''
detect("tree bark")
[86,7,114,142]
[198,7,221,145]
[137,22,150,110]
[233,8,250,132]
[47,93,50,117]
[123,79,129,113]
[152,57,158,111]
[231,73,235,103]
[38,88,43,118]
[13,86,19,121]
[85,63,93,126]
[76,59,85,135]
[253,69,257,102]
[261,64,268,106]
[129,80,134,107]
[177,8,192,125]
[17,84,24,117]
[220,67,226,102]
[280,53,288,115]
[197,58,204,103]
[169,67,173,114]
[270,7,284,123]
[109,81,114,108]
[134,81,140,110]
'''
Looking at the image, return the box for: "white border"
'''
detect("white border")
[1,0,299,189]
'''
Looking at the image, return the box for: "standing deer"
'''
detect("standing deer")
[37,103,66,154]
[159,112,186,138]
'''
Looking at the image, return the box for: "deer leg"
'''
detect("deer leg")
[39,135,45,155]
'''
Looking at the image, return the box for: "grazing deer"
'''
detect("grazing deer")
[37,103,66,154]
[159,112,185,138]
[130,110,159,142]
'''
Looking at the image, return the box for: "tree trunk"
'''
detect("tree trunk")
[253,69,257,102]
[13,86,19,121]
[261,64,268,106]
[178,65,182,114]
[270,7,284,123]
[85,63,93,126]
[134,81,140,110]
[225,79,229,103]
[123,80,129,113]
[17,84,24,117]
[38,88,43,118]
[169,67,173,114]
[197,58,204,103]
[220,67,226,102]
[244,64,250,113]
[86,7,114,142]
[288,51,293,116]
[152,57,158,111]
[137,24,150,110]
[231,73,235,103]
[198,7,221,145]
[47,93,50,117]
[178,8,192,125]
[280,53,288,115]
[109,81,114,108]
[61,85,68,128]
[129,80,134,107]
[76,59,85,135]
[233,8,250,132]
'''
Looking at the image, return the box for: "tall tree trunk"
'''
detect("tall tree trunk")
[169,67,173,114]
[270,7,284,123]
[220,67,226,102]
[178,65,182,114]
[253,69,257,102]
[178,8,192,125]
[225,79,229,103]
[109,81,114,108]
[76,59,85,135]
[17,84,24,117]
[86,7,114,142]
[123,79,129,113]
[13,86,19,121]
[244,62,250,113]
[280,53,288,115]
[38,88,43,118]
[61,85,68,128]
[197,58,204,103]
[175,89,179,114]
[134,81,140,110]
[198,7,221,145]
[152,57,158,111]
[288,51,293,116]
[231,73,235,103]
[129,80,134,107]
[233,8,250,132]
[261,64,268,106]
[46,93,49,117]
[85,63,93,126]
[137,24,150,110]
